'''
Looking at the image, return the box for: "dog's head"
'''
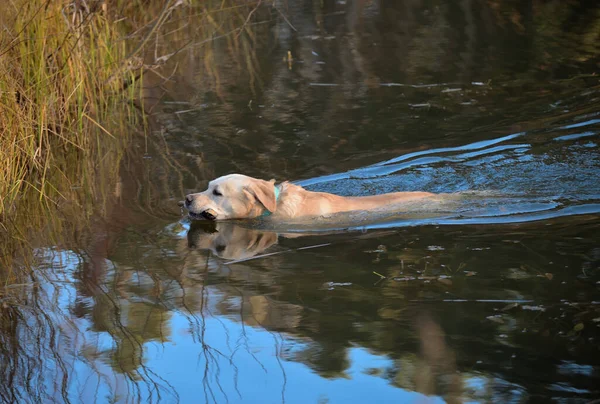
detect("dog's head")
[182,174,277,221]
[187,221,278,260]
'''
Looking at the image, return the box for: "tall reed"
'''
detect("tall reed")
[0,0,272,277]
[0,0,141,276]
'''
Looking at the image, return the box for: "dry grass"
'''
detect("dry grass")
[0,0,144,277]
[0,0,275,280]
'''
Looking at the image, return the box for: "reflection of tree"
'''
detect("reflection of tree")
[290,342,351,379]
[166,218,599,400]
[0,293,70,403]
[17,208,591,402]
[72,254,178,401]
[141,0,600,198]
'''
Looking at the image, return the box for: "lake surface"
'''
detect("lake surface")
[3,1,600,403]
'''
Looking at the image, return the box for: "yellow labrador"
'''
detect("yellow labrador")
[182,174,434,221]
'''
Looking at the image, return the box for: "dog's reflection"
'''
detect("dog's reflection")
[187,221,279,260]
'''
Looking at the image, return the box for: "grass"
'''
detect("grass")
[0,0,145,277]
[1,0,128,207]
[0,0,276,282]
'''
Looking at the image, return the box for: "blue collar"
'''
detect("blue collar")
[260,185,280,217]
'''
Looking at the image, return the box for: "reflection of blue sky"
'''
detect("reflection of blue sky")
[149,315,437,403]
[35,249,129,401]
[36,248,443,403]
[557,361,595,377]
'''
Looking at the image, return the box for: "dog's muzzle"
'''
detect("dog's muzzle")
[182,195,217,220]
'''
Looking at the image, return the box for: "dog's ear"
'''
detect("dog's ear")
[244,179,277,212]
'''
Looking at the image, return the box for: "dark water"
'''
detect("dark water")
[4,1,600,403]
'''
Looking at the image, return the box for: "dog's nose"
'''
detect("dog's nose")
[185,194,194,206]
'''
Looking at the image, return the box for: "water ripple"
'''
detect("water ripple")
[294,129,600,229]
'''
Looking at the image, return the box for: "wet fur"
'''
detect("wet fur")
[184,174,435,221]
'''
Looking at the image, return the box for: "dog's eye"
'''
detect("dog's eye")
[213,189,222,196]
[216,244,226,253]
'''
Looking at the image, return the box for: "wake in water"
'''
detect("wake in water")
[282,115,600,231]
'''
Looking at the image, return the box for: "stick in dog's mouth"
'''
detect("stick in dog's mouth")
[185,209,217,221]
[200,209,217,220]
[178,200,217,220]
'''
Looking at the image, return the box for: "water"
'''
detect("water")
[3,1,600,403]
